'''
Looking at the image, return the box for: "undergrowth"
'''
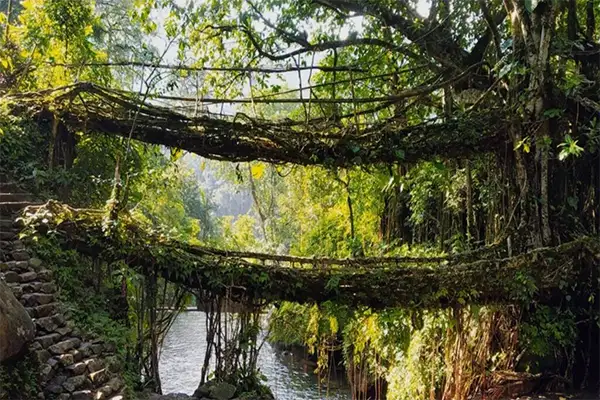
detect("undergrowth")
[0,353,39,400]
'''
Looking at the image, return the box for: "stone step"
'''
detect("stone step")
[66,361,88,375]
[89,368,109,386]
[35,332,62,349]
[96,384,115,399]
[3,270,22,284]
[62,374,92,393]
[72,390,94,400]
[0,219,16,229]
[48,338,82,355]
[25,302,61,319]
[0,231,18,240]
[19,271,38,282]
[83,358,105,373]
[34,302,61,318]
[0,224,21,234]
[34,311,65,328]
[21,292,55,307]
[2,260,31,272]
[0,192,33,202]
[0,181,22,193]
[37,269,53,282]
[0,201,37,216]
[105,378,123,395]
[10,249,31,261]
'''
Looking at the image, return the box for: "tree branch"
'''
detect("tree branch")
[44,61,365,74]
[477,1,505,61]
[313,0,469,70]
[231,23,422,62]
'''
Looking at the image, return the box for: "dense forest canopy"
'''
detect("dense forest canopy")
[0,0,599,399]
[2,0,599,250]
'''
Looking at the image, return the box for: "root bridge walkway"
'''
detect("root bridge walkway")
[13,201,600,310]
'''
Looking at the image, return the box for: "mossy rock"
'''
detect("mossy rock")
[193,381,236,400]
[209,382,236,400]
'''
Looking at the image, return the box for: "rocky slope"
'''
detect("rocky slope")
[0,175,124,400]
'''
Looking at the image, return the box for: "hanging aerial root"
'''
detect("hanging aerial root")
[18,201,600,310]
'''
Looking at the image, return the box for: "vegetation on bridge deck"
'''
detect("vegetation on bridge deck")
[20,202,600,310]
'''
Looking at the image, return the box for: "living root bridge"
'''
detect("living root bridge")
[5,82,505,166]
[21,202,600,310]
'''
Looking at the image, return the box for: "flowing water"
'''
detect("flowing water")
[159,311,351,399]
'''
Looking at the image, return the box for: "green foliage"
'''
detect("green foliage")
[385,313,447,400]
[0,112,49,183]
[558,134,584,161]
[519,305,577,360]
[0,353,40,399]
[268,302,310,347]
[8,0,109,89]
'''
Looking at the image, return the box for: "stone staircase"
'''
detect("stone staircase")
[0,174,125,400]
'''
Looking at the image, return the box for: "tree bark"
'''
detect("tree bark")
[147,271,161,393]
[540,129,551,245]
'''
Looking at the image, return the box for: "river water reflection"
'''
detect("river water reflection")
[159,311,351,400]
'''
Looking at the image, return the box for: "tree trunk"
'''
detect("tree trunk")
[247,164,268,241]
[148,272,161,393]
[507,0,557,247]
[540,130,551,245]
[586,0,595,41]
[465,160,474,248]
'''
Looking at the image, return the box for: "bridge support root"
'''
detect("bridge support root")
[194,291,273,400]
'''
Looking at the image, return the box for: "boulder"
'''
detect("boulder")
[208,383,237,400]
[193,383,211,398]
[194,381,237,400]
[0,280,35,362]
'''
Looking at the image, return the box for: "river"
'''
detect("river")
[159,311,351,400]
